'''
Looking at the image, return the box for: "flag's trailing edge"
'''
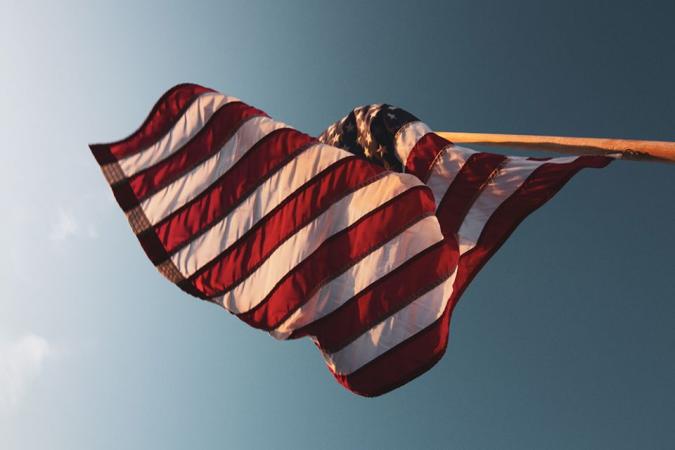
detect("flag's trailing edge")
[90,83,611,397]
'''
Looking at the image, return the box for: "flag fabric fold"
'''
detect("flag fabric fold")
[90,84,611,396]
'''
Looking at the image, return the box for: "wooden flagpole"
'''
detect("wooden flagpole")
[435,131,675,163]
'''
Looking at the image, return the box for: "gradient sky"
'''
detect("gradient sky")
[2,1,674,449]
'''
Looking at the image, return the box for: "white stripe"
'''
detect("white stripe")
[394,121,432,167]
[171,143,350,277]
[118,92,237,176]
[426,145,476,206]
[271,216,444,339]
[215,172,425,314]
[324,267,457,375]
[140,116,288,225]
[457,156,578,254]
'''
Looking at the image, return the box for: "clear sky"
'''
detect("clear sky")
[2,1,674,448]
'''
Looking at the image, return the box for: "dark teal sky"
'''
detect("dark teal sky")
[2,1,674,448]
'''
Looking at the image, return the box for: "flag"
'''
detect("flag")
[90,84,611,396]
[318,103,612,338]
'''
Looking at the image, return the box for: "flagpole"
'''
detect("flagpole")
[434,131,675,163]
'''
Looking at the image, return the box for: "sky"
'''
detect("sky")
[1,0,674,448]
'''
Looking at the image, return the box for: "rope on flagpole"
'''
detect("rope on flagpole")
[435,131,675,163]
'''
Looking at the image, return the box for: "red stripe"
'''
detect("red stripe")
[108,179,141,213]
[435,152,506,238]
[90,84,213,165]
[126,102,266,201]
[455,155,612,292]
[151,129,314,255]
[189,157,383,297]
[404,132,452,181]
[298,238,457,352]
[237,186,438,330]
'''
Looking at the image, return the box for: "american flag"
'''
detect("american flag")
[90,84,611,396]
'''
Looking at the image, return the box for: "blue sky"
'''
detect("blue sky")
[2,1,674,448]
